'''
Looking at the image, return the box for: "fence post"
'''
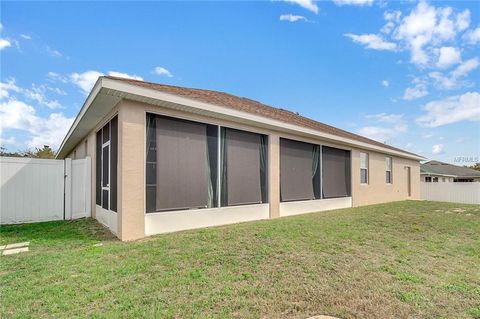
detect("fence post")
[84,156,92,217]
[64,158,72,220]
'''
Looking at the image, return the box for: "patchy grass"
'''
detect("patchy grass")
[1,201,479,318]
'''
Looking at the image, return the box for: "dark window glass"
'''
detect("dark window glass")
[102,190,109,209]
[280,138,319,202]
[425,176,432,182]
[146,186,156,213]
[102,145,109,187]
[110,116,118,212]
[96,130,102,206]
[146,114,217,212]
[102,122,110,144]
[386,171,392,184]
[220,128,266,206]
[260,135,268,203]
[207,125,218,206]
[322,146,351,198]
[146,114,157,209]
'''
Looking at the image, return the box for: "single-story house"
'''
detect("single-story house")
[421,160,480,183]
[57,76,424,241]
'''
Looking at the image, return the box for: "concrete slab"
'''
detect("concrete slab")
[2,247,29,256]
[4,242,30,249]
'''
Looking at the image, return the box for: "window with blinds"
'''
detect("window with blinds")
[386,156,393,184]
[360,152,368,184]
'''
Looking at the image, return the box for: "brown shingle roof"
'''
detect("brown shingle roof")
[105,76,421,158]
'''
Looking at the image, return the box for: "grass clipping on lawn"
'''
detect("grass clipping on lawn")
[1,201,479,318]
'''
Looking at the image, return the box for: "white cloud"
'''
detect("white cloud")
[455,9,470,31]
[381,80,389,87]
[107,71,143,81]
[381,11,401,34]
[432,144,443,154]
[22,85,62,109]
[422,132,434,139]
[0,39,11,50]
[392,2,471,66]
[46,46,62,57]
[452,57,480,78]
[429,57,480,90]
[0,99,73,149]
[358,125,406,143]
[280,14,308,22]
[435,46,461,69]
[70,71,103,94]
[47,72,68,83]
[463,26,480,45]
[344,33,397,51]
[153,66,173,78]
[70,70,144,94]
[359,113,407,142]
[0,79,63,109]
[283,0,319,14]
[403,78,428,100]
[0,79,20,99]
[20,34,32,40]
[417,91,480,127]
[333,0,373,6]
[366,112,403,123]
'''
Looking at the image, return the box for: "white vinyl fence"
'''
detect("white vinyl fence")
[420,181,480,205]
[0,156,91,224]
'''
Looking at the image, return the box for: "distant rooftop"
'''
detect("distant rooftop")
[421,160,480,178]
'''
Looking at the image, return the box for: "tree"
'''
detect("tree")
[29,145,56,159]
[468,162,480,171]
[0,145,56,159]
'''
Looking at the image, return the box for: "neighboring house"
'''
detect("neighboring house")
[421,160,480,183]
[56,76,424,240]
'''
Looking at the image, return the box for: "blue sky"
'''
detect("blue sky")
[1,0,479,164]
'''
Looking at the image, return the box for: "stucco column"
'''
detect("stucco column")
[268,134,280,218]
[118,100,145,241]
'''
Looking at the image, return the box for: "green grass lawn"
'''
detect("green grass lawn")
[1,201,479,319]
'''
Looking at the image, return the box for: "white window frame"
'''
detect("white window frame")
[386,156,393,184]
[360,152,369,185]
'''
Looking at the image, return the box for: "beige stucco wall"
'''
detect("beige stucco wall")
[67,98,420,240]
[351,149,420,207]
[117,100,145,241]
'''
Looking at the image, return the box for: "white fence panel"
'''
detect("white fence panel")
[0,157,65,224]
[70,157,91,219]
[0,156,91,224]
[420,182,480,204]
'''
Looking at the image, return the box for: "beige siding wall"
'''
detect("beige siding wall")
[67,98,420,240]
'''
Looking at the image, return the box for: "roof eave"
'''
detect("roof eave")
[56,78,104,158]
[57,77,426,161]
